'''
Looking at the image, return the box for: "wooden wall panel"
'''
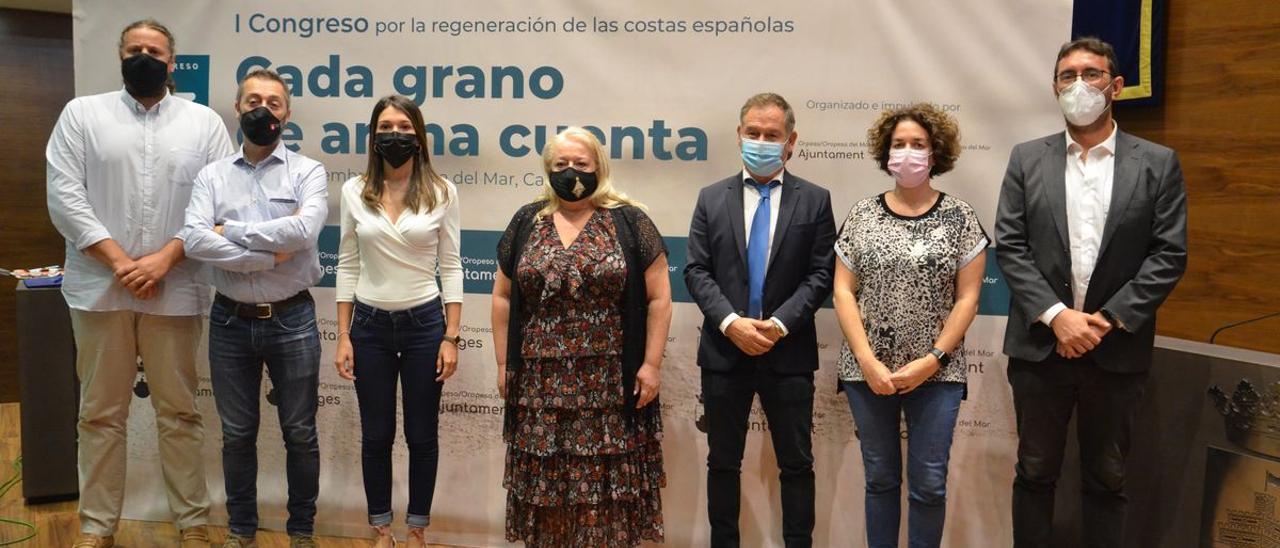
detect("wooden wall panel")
[0,9,73,403]
[1118,0,1280,354]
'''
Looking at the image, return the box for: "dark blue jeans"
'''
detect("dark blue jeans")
[209,294,321,537]
[703,364,815,548]
[350,299,444,528]
[843,381,964,548]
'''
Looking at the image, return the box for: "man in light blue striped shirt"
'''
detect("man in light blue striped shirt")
[181,69,326,548]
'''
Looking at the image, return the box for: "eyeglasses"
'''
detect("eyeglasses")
[1056,69,1111,85]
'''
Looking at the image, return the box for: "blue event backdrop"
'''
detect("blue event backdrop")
[313,226,1012,314]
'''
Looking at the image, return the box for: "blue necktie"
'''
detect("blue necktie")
[747,180,780,319]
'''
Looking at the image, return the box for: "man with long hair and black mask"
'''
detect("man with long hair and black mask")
[182,69,328,548]
[46,18,233,548]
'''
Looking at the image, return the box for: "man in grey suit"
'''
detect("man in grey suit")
[995,37,1187,548]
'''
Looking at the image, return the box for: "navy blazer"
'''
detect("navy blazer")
[683,170,836,373]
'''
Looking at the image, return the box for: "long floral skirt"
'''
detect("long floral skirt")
[504,355,665,547]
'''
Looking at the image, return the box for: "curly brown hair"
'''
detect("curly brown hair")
[866,103,961,178]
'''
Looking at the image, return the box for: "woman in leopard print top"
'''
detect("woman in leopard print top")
[832,103,987,548]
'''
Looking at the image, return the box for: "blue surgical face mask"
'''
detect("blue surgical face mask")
[741,138,785,177]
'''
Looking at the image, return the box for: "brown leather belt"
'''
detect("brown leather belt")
[215,291,311,319]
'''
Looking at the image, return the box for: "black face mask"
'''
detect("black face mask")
[121,54,169,97]
[374,132,420,168]
[548,168,599,202]
[239,106,283,146]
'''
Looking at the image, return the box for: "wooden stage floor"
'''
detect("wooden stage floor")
[0,402,463,547]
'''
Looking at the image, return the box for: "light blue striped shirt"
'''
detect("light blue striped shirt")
[181,143,328,303]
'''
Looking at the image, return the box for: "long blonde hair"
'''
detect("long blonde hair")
[536,127,644,218]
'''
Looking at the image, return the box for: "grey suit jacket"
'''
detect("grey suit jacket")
[994,130,1188,372]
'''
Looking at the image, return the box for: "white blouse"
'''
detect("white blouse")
[335,176,463,310]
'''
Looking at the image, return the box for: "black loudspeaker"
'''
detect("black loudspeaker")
[15,282,80,502]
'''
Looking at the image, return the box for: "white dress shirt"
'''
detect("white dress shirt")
[742,168,784,259]
[46,89,233,315]
[1040,122,1117,325]
[719,169,788,335]
[335,176,463,310]
[182,143,328,303]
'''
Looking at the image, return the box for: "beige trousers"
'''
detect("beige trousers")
[69,309,209,535]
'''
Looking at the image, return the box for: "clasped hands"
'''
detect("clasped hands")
[725,317,782,356]
[113,252,172,300]
[862,355,939,396]
[1050,309,1113,359]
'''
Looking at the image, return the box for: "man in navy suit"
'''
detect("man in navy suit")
[685,92,836,548]
[996,37,1187,548]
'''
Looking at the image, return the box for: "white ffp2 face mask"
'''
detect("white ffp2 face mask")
[1058,77,1113,126]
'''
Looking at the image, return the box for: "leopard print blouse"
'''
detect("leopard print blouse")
[834,192,988,384]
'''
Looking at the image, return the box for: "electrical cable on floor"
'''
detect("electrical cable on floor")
[0,457,37,546]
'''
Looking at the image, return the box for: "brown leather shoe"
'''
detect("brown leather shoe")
[180,525,211,547]
[72,533,115,548]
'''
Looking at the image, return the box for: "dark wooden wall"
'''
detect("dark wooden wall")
[0,9,73,402]
[1119,0,1280,354]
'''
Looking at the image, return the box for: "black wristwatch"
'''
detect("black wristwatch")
[928,347,951,367]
